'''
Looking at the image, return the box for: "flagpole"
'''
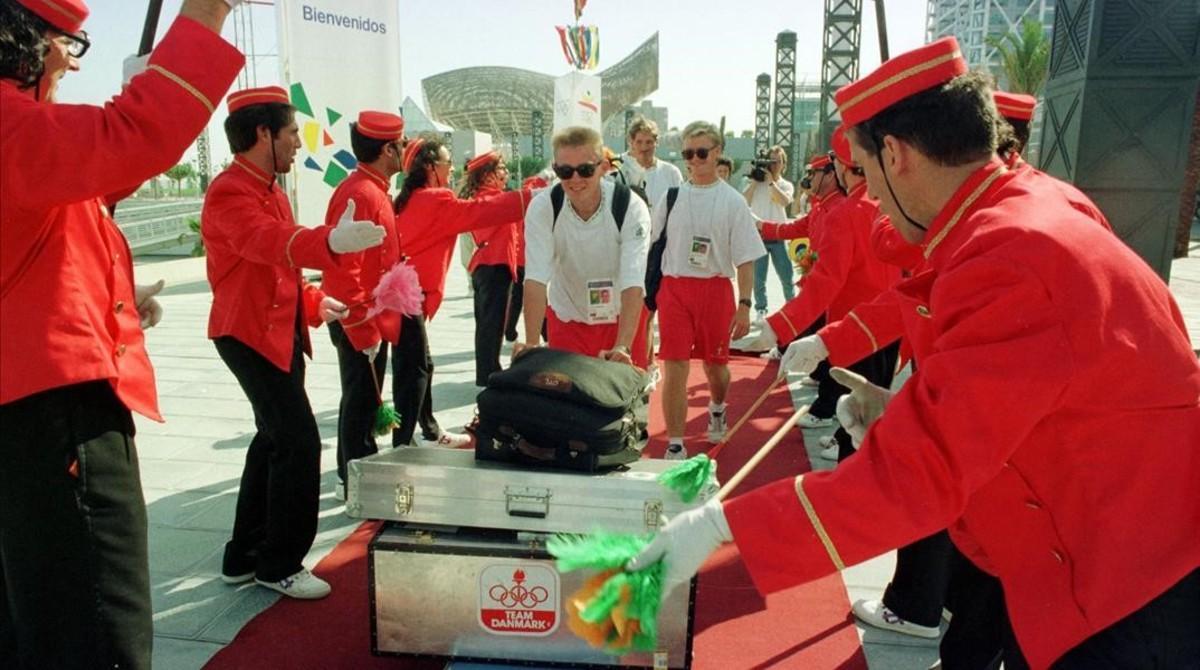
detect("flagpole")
[137,0,164,56]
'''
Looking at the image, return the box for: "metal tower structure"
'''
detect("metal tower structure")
[819,0,863,151]
[754,74,772,158]
[531,110,545,161]
[773,31,798,181]
[926,0,1056,72]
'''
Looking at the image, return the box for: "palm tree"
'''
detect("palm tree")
[987,19,1052,96]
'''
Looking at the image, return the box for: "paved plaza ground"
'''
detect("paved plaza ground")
[134,235,1199,669]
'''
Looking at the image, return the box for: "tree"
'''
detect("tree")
[163,162,195,197]
[987,18,1051,96]
[505,156,548,183]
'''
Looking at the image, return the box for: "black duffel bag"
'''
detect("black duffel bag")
[474,347,650,472]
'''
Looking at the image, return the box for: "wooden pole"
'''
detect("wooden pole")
[716,404,809,501]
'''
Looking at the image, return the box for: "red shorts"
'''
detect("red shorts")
[546,305,650,369]
[657,276,734,364]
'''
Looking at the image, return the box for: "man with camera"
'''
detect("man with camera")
[743,145,795,323]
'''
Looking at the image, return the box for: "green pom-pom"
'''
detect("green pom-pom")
[658,454,717,502]
[373,403,400,436]
[547,531,650,572]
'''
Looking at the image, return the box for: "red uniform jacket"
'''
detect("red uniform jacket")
[821,168,1113,368]
[319,165,401,351]
[0,17,243,419]
[725,159,1200,669]
[467,185,523,279]
[396,187,529,319]
[764,182,891,342]
[203,156,339,372]
[758,189,844,244]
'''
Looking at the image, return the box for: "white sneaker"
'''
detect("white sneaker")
[707,409,728,443]
[799,414,836,429]
[754,310,767,325]
[851,599,940,639]
[221,570,254,585]
[800,376,820,387]
[664,444,687,460]
[419,432,472,449]
[256,569,331,600]
[759,348,781,361]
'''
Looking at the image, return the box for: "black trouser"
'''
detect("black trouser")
[392,314,441,446]
[882,529,953,628]
[0,381,151,669]
[472,264,515,386]
[214,334,321,582]
[505,265,525,341]
[834,340,901,461]
[942,548,1200,669]
[328,321,389,484]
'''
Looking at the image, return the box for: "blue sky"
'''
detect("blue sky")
[60,0,930,162]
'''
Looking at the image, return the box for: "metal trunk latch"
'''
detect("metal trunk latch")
[644,500,664,530]
[394,482,414,516]
[505,486,551,518]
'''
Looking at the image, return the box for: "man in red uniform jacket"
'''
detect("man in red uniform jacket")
[632,37,1200,669]
[759,126,898,446]
[319,111,405,498]
[203,86,385,601]
[0,1,243,666]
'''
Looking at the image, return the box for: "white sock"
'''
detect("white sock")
[709,402,726,415]
[668,438,684,451]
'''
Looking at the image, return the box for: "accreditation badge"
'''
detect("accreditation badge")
[688,235,713,268]
[586,279,617,324]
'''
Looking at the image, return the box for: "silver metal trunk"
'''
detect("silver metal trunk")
[346,447,712,534]
[369,524,694,669]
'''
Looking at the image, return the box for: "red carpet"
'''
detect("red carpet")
[207,358,865,669]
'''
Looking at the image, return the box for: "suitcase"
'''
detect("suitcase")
[475,348,651,472]
[346,447,712,535]
[369,523,695,668]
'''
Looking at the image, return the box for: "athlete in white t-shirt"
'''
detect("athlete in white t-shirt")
[650,121,766,459]
[621,116,683,213]
[519,126,651,367]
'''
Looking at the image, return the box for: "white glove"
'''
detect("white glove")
[121,54,149,88]
[626,498,732,602]
[327,201,386,254]
[778,334,828,378]
[362,341,380,362]
[318,296,349,323]
[134,279,165,329]
[831,367,893,447]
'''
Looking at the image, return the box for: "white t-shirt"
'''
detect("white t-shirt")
[745,177,795,222]
[524,180,651,324]
[650,180,766,279]
[621,154,683,213]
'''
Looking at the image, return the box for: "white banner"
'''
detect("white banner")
[276,0,402,225]
[553,71,602,135]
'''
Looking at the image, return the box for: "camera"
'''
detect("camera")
[749,156,778,182]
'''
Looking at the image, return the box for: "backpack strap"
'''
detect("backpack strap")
[665,186,679,221]
[550,183,565,231]
[611,182,631,232]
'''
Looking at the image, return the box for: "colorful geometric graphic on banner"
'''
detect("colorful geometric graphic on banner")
[290,82,351,188]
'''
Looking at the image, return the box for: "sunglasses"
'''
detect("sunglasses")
[552,162,598,180]
[681,146,715,161]
[55,30,90,58]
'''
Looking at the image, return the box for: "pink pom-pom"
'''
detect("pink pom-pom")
[369,262,423,317]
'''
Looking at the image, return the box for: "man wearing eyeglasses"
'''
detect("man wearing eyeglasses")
[318,111,405,500]
[756,127,899,457]
[0,0,246,667]
[653,121,765,459]
[519,126,651,368]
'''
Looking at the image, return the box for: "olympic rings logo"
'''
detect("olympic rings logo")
[488,582,550,608]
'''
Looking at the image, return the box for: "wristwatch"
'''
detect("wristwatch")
[738,298,753,308]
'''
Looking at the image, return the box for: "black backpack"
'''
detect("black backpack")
[643,186,679,312]
[474,348,650,472]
